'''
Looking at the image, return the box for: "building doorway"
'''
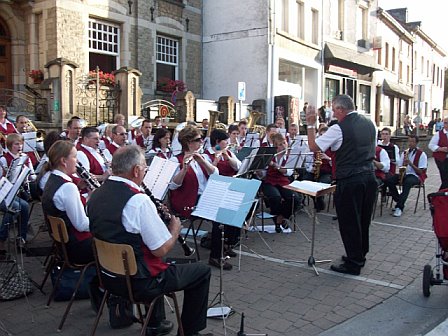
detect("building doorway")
[0,18,12,90]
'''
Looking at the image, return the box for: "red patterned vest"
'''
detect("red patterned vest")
[264,155,290,187]
[374,147,386,180]
[412,149,427,183]
[432,130,448,162]
[205,149,236,177]
[77,146,104,175]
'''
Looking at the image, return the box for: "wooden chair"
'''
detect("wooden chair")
[89,238,184,336]
[45,215,95,332]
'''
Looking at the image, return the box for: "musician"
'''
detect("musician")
[99,123,115,150]
[306,95,377,276]
[169,126,218,215]
[0,105,18,150]
[385,135,427,218]
[257,133,302,233]
[103,125,127,162]
[204,129,241,267]
[36,131,63,192]
[87,145,211,336]
[0,133,36,181]
[65,118,82,146]
[60,116,82,140]
[287,123,300,147]
[429,116,448,189]
[133,119,153,152]
[41,140,93,264]
[76,127,110,182]
[260,124,279,147]
[237,120,248,146]
[148,128,172,159]
[275,117,286,131]
[201,118,209,130]
[14,115,39,167]
[373,146,390,186]
[153,115,164,128]
[227,124,240,153]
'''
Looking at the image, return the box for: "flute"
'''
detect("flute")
[141,183,195,257]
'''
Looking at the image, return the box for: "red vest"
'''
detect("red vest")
[4,152,32,171]
[326,149,336,180]
[106,142,119,156]
[24,150,38,167]
[264,155,290,187]
[169,154,209,218]
[101,136,111,148]
[77,146,104,175]
[374,147,386,181]
[205,150,236,177]
[412,149,427,183]
[316,152,332,175]
[432,130,448,162]
[0,121,17,148]
[135,134,145,149]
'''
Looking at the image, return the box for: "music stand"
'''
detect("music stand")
[283,180,335,275]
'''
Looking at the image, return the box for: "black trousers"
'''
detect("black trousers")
[334,173,377,265]
[435,159,448,190]
[384,174,420,210]
[210,222,240,259]
[103,263,211,335]
[261,183,302,220]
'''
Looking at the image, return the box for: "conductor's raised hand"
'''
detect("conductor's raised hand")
[305,105,318,127]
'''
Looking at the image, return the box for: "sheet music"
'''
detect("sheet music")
[0,177,13,204]
[236,148,258,176]
[22,132,37,152]
[143,156,178,200]
[244,133,260,147]
[193,179,245,221]
[7,155,29,184]
[288,180,332,193]
[5,167,30,207]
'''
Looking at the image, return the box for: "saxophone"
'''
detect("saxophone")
[398,149,409,186]
[313,151,322,180]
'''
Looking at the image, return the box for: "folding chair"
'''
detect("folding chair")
[90,238,184,336]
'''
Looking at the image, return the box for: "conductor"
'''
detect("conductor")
[306,95,377,275]
[87,145,211,336]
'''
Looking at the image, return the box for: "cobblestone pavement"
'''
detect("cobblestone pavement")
[0,158,446,336]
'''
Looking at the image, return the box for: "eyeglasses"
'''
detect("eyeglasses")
[115,132,127,136]
[191,137,203,142]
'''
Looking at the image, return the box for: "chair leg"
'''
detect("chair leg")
[40,254,56,291]
[423,185,426,210]
[414,185,421,214]
[89,289,110,336]
[57,263,95,331]
[140,298,159,336]
[46,262,67,307]
[169,293,184,336]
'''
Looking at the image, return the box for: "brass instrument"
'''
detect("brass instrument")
[398,149,409,186]
[141,183,195,256]
[207,110,224,137]
[313,151,322,180]
[27,120,46,143]
[247,110,264,130]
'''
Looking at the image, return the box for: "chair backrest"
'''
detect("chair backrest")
[93,238,138,276]
[47,215,69,244]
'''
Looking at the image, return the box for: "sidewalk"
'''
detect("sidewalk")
[0,158,446,335]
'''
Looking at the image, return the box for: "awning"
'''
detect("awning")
[324,43,380,73]
[383,79,414,98]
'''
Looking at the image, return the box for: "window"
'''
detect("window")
[398,61,402,81]
[385,43,389,68]
[407,65,410,84]
[279,59,302,85]
[281,0,289,33]
[414,51,417,70]
[392,47,396,72]
[427,60,430,77]
[421,56,424,74]
[325,78,340,103]
[356,6,367,41]
[338,0,344,33]
[156,35,179,87]
[296,1,304,39]
[358,84,371,114]
[377,49,382,65]
[311,8,319,44]
[88,19,120,72]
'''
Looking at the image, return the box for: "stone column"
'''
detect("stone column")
[175,91,195,122]
[218,96,235,124]
[114,67,142,126]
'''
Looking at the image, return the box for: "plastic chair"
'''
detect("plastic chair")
[89,238,184,336]
[46,216,95,332]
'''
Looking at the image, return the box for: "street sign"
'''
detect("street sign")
[238,82,246,101]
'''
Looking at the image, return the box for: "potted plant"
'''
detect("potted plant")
[88,70,116,87]
[28,70,44,84]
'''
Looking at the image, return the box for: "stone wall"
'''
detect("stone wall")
[56,8,85,71]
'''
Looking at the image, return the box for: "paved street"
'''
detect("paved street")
[1,158,447,336]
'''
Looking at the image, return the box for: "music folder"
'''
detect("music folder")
[235,147,277,177]
[143,156,178,200]
[192,174,261,228]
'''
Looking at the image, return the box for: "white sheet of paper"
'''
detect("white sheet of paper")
[143,156,178,200]
[22,132,37,152]
[288,180,332,193]
[0,177,13,204]
[5,167,30,207]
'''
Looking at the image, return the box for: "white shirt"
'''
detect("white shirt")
[0,151,36,180]
[397,148,428,178]
[39,170,51,191]
[204,147,242,172]
[378,140,400,164]
[148,147,172,160]
[108,176,171,251]
[168,155,218,194]
[51,170,89,233]
[258,152,294,178]
[429,129,448,159]
[77,144,107,173]
[103,141,120,163]
[376,147,390,174]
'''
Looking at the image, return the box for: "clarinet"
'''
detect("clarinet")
[76,162,101,190]
[141,183,195,257]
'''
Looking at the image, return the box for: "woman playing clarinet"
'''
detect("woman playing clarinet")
[149,128,172,160]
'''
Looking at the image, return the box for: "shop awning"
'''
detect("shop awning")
[324,43,380,73]
[383,79,414,98]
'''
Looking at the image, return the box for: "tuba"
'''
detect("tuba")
[247,110,264,131]
[207,110,224,137]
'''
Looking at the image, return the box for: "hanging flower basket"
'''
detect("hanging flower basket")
[156,78,186,93]
[87,70,116,87]
[28,70,44,84]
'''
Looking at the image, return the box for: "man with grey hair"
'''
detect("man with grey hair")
[88,145,212,336]
[306,95,377,276]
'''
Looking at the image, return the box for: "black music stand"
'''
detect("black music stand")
[283,181,335,275]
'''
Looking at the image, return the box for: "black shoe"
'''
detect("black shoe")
[341,255,366,267]
[281,220,289,230]
[208,257,232,270]
[275,224,282,233]
[146,320,174,336]
[224,247,237,258]
[0,250,7,261]
[330,263,361,276]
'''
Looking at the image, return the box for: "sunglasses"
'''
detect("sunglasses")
[191,137,203,142]
[116,132,127,136]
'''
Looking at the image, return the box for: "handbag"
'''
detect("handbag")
[0,267,33,301]
[50,264,96,301]
[107,294,135,329]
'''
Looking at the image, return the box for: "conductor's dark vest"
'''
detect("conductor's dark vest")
[88,179,168,278]
[336,113,375,180]
[41,174,92,243]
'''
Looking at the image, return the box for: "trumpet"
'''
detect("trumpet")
[398,149,409,186]
[76,162,101,190]
[141,183,195,257]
